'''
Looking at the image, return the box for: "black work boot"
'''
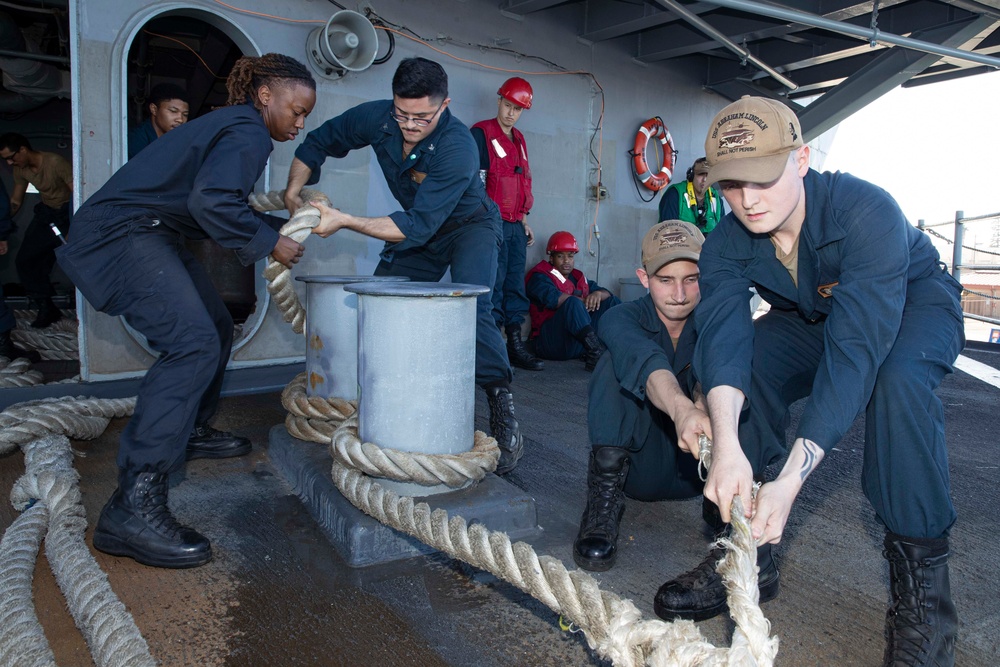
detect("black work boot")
[505,325,544,371]
[0,328,40,362]
[93,470,212,568]
[882,533,957,667]
[577,327,604,372]
[187,423,252,460]
[573,446,630,571]
[653,500,779,621]
[30,297,62,329]
[485,383,523,474]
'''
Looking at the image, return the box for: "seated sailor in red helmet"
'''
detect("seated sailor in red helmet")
[525,231,620,371]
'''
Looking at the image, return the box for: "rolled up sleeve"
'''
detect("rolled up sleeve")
[598,301,673,401]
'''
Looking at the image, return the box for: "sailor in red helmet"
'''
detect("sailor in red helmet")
[525,231,620,370]
[471,78,544,372]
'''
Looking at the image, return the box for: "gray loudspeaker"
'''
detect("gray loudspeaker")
[307,10,378,80]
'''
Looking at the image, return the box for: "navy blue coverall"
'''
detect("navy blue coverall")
[56,103,285,474]
[127,118,159,160]
[294,100,511,385]
[526,269,621,360]
[694,169,965,539]
[589,295,702,501]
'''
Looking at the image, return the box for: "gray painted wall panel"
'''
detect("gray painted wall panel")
[72,0,727,379]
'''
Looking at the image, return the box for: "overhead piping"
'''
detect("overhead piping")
[705,0,1000,70]
[0,48,69,65]
[653,0,799,91]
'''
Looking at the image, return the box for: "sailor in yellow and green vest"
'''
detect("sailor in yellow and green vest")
[657,157,722,234]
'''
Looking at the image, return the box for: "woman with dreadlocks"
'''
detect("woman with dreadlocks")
[57,54,318,569]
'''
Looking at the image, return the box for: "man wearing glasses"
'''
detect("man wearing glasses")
[283,57,525,475]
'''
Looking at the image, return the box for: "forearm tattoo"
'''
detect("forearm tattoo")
[799,440,820,481]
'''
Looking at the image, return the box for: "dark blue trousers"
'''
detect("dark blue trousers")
[535,294,621,360]
[588,356,702,501]
[491,221,530,329]
[16,202,70,299]
[0,284,13,332]
[57,207,232,474]
[375,221,512,385]
[739,274,964,539]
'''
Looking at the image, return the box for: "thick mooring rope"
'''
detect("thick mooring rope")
[0,398,156,667]
[327,421,778,667]
[11,328,78,361]
[332,415,500,488]
[0,357,43,388]
[248,188,329,335]
[13,310,76,332]
[281,372,357,443]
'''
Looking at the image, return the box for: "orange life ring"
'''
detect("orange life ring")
[632,118,676,191]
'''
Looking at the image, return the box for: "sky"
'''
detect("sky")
[819,69,1000,228]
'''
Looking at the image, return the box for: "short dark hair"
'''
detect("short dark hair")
[147,83,189,107]
[392,58,448,101]
[0,132,31,153]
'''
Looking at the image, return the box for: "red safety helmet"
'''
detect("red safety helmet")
[546,231,579,254]
[498,77,533,109]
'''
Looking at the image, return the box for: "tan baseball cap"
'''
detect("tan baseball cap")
[642,220,704,276]
[705,95,803,184]
[692,158,710,176]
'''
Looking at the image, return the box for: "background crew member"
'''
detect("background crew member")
[56,54,316,569]
[525,231,620,371]
[287,57,525,475]
[655,96,964,667]
[128,82,191,159]
[471,77,542,372]
[574,221,709,572]
[0,179,38,361]
[657,157,722,234]
[0,132,72,328]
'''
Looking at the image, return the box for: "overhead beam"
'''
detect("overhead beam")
[707,0,1000,68]
[654,0,799,89]
[581,4,713,42]
[499,0,571,16]
[639,0,910,61]
[798,16,1000,139]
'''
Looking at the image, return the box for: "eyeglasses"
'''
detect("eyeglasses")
[389,100,445,127]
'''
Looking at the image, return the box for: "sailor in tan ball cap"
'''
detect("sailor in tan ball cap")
[654,95,965,667]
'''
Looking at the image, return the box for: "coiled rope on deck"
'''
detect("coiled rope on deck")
[248,188,329,334]
[326,419,778,666]
[332,415,499,488]
[0,397,156,667]
[281,371,358,443]
[0,357,43,388]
